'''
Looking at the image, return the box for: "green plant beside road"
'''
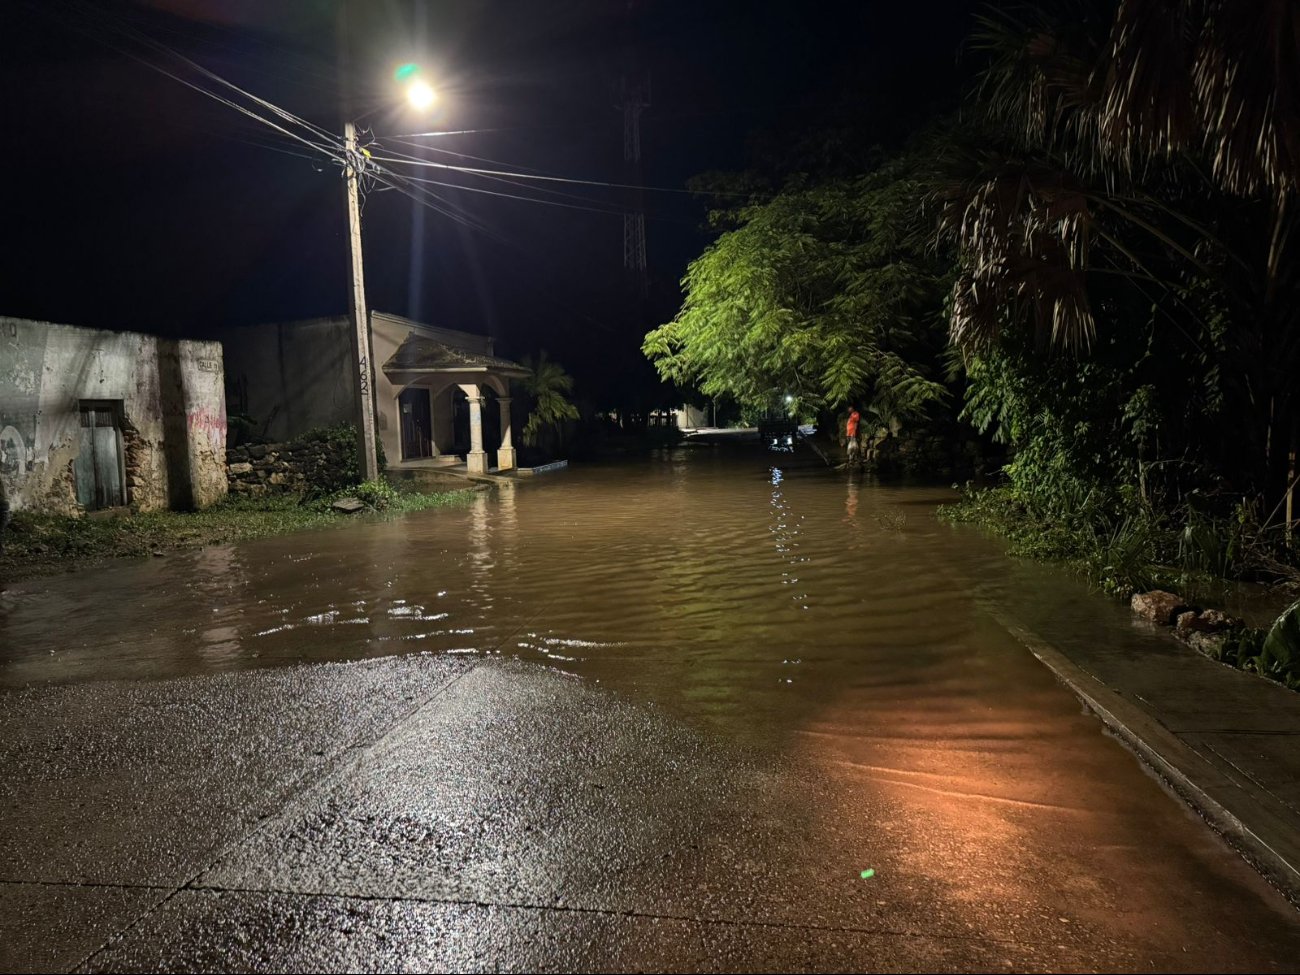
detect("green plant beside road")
[941,489,1300,690]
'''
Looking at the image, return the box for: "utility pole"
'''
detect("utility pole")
[343,121,380,482]
[338,0,378,482]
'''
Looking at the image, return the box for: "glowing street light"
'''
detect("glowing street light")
[406,79,437,111]
[394,63,436,111]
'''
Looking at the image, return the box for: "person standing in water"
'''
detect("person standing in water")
[845,406,861,467]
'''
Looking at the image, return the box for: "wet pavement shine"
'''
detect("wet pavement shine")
[2,446,1300,973]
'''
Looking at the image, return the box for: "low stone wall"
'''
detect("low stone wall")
[226,434,356,496]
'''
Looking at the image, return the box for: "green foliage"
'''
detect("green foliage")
[293,423,386,489]
[1259,600,1300,688]
[520,351,580,450]
[945,0,1300,514]
[644,155,951,423]
[940,485,1167,597]
[353,479,399,511]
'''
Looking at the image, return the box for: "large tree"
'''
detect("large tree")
[941,0,1300,508]
[644,155,951,427]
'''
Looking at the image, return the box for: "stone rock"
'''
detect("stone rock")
[1131,590,1190,626]
[1175,608,1241,634]
[247,444,269,459]
[1199,608,1239,631]
[331,497,367,514]
[228,462,253,475]
[1185,629,1228,660]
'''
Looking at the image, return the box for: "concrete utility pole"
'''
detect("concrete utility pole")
[343,120,380,482]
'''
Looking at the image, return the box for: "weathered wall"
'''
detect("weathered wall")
[223,317,355,444]
[0,317,226,513]
[371,314,408,469]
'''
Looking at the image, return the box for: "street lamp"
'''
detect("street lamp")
[342,65,438,483]
[406,79,437,111]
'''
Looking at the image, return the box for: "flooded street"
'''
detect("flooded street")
[4,446,1300,972]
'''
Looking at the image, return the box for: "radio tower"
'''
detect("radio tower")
[616,1,649,298]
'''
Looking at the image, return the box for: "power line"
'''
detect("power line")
[373,149,737,197]
[26,0,676,330]
[395,172,628,217]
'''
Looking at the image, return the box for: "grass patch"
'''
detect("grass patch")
[1,482,474,579]
[938,485,1173,597]
[940,484,1300,690]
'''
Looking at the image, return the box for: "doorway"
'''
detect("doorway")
[74,401,126,510]
[399,386,434,460]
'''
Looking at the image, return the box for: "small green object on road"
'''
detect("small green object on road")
[860,868,875,879]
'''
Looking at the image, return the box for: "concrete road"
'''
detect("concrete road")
[5,654,1300,973]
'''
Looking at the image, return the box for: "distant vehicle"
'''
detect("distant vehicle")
[758,417,798,452]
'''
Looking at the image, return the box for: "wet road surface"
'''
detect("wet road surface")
[3,447,1300,972]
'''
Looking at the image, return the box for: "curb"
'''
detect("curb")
[996,613,1300,908]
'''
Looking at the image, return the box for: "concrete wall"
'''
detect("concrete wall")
[371,314,409,469]
[224,316,356,444]
[0,317,227,514]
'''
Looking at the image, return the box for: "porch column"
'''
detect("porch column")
[497,396,516,471]
[466,391,488,474]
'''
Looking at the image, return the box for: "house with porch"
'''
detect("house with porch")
[223,311,529,474]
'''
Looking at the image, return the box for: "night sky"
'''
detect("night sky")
[0,0,979,408]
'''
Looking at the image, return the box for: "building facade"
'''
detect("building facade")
[224,311,528,474]
[0,317,227,514]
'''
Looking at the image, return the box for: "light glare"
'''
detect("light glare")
[407,80,437,111]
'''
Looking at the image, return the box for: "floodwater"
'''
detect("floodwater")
[4,445,1300,969]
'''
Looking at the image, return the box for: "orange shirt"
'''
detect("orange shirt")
[846,410,860,438]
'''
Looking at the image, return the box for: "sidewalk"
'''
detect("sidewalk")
[998,612,1300,904]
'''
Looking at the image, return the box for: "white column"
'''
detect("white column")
[497,396,516,471]
[466,391,488,474]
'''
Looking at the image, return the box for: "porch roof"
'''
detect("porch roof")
[383,333,530,378]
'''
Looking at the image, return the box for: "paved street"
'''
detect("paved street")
[4,653,1300,973]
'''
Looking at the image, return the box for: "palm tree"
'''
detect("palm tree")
[942,0,1300,351]
[520,351,580,452]
[940,0,1300,509]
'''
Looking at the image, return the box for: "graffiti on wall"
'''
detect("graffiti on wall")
[0,424,31,478]
[0,320,47,486]
[187,405,226,453]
